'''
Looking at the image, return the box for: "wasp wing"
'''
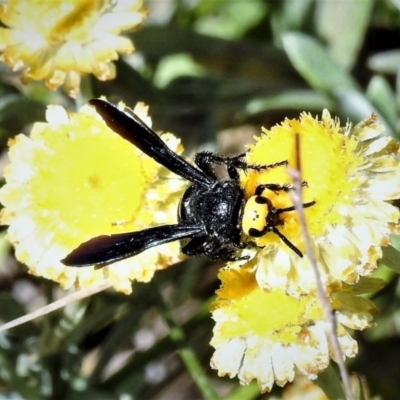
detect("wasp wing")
[89,99,213,186]
[61,224,206,268]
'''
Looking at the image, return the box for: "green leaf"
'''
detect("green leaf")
[315,0,373,70]
[282,32,358,95]
[368,50,400,75]
[194,0,267,40]
[271,0,314,37]
[380,245,400,275]
[351,276,387,295]
[153,54,205,89]
[366,75,398,131]
[223,381,260,400]
[316,364,347,400]
[245,89,333,115]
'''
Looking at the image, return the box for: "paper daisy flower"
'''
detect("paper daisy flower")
[239,111,400,295]
[0,0,146,97]
[0,102,186,294]
[210,266,382,392]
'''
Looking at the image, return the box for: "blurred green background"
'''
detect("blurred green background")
[1,0,400,399]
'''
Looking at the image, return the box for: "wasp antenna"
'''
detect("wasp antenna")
[272,227,303,258]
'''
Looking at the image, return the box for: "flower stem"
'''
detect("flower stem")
[288,134,354,400]
[153,288,219,400]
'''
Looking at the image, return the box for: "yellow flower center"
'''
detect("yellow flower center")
[212,269,323,345]
[22,106,149,247]
[242,111,362,250]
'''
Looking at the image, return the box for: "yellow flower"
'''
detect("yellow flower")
[0,102,186,293]
[238,111,400,295]
[0,0,146,97]
[210,266,382,393]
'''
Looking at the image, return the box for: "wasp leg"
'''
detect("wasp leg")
[254,181,309,196]
[194,151,288,181]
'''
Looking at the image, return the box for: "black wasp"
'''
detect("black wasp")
[62,99,315,268]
